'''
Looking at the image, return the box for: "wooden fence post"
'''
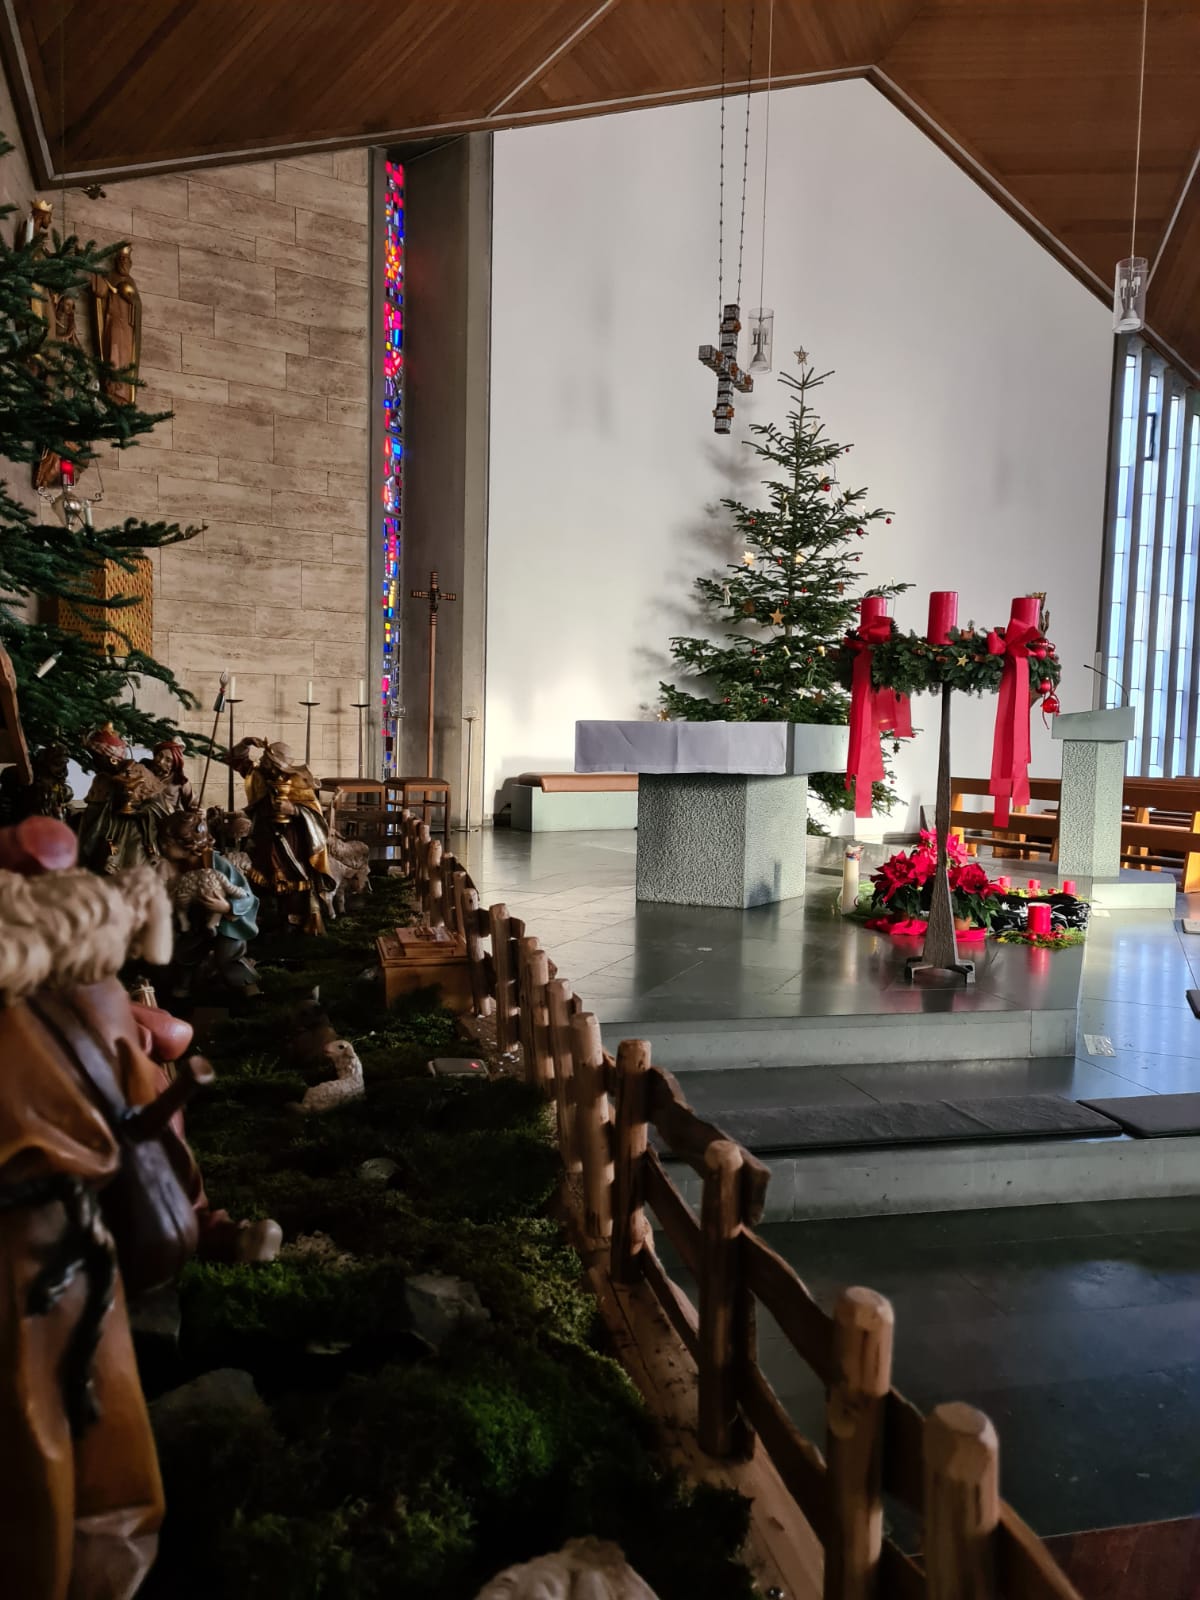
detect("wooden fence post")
[823,1286,895,1600]
[546,978,580,1172]
[518,936,554,1096]
[488,904,517,1052]
[611,1039,651,1284]
[416,822,432,913]
[698,1138,751,1460]
[440,852,459,936]
[458,875,492,1016]
[924,1403,999,1600]
[426,840,444,928]
[568,1011,613,1241]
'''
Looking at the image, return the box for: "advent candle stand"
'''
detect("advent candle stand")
[351,700,370,780]
[906,682,975,985]
[300,697,319,768]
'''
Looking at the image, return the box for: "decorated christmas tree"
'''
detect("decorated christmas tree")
[0,132,202,759]
[659,358,908,816]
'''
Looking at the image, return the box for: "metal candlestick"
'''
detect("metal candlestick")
[352,701,370,779]
[905,682,974,985]
[300,698,319,768]
[225,697,242,812]
[463,711,477,836]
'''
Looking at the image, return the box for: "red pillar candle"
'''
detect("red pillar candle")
[1009,594,1041,630]
[860,595,888,625]
[995,875,1011,890]
[1062,880,1077,896]
[1026,902,1052,936]
[927,590,958,644]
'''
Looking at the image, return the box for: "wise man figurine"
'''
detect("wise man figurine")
[90,243,141,404]
[143,739,196,815]
[226,738,334,934]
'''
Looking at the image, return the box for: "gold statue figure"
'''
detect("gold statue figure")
[90,244,141,404]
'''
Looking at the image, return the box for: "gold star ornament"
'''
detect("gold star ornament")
[656,708,671,721]
[956,653,969,666]
[770,608,784,625]
[794,347,809,365]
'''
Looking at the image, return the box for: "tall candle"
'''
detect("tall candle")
[1026,902,1052,936]
[860,595,888,625]
[306,679,314,701]
[927,590,958,644]
[358,678,365,703]
[1009,594,1041,629]
[228,675,236,700]
[841,845,863,912]
[1062,879,1077,896]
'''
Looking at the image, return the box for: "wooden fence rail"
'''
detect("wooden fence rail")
[387,812,1082,1600]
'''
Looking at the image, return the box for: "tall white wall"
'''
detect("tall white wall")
[487,80,1113,826]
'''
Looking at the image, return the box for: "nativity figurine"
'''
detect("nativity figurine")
[155,807,259,998]
[226,737,334,934]
[144,738,196,814]
[0,815,203,1600]
[77,723,172,874]
[0,741,72,826]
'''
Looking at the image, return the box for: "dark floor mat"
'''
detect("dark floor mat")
[1080,1093,1200,1138]
[691,1095,1123,1154]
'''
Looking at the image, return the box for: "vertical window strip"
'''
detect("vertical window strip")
[381,160,405,779]
[1102,335,1200,778]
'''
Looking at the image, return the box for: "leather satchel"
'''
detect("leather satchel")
[30,990,209,1297]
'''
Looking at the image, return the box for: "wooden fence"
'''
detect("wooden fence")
[392,810,1083,1600]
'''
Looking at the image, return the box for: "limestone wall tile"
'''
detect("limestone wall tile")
[110,174,191,217]
[187,180,297,243]
[274,415,366,471]
[333,149,369,186]
[327,398,367,429]
[132,209,259,261]
[157,475,272,523]
[301,562,366,613]
[186,162,277,199]
[139,293,215,336]
[285,351,364,397]
[201,522,334,564]
[306,327,368,366]
[212,306,310,354]
[255,605,365,640]
[228,381,326,421]
[296,208,367,257]
[116,448,220,482]
[141,368,230,407]
[275,165,368,223]
[275,268,368,333]
[255,234,368,287]
[171,400,274,462]
[272,489,366,534]
[219,457,329,496]
[183,333,287,389]
[178,248,275,317]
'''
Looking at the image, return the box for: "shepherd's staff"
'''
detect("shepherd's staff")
[196,669,229,809]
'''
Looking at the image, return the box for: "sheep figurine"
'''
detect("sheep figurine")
[169,866,233,933]
[292,1039,364,1114]
[324,831,371,918]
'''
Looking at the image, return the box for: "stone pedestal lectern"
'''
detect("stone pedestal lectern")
[574,720,849,908]
[1051,706,1135,879]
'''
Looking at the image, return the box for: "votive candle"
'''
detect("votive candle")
[927,590,959,645]
[1026,902,1052,936]
[1027,878,1039,891]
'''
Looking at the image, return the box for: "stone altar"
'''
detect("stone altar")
[574,720,849,908]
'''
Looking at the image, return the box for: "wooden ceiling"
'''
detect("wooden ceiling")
[4,1,1199,376]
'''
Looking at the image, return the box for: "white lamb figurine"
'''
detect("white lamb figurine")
[295,1039,364,1114]
[169,866,233,933]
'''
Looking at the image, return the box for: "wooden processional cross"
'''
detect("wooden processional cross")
[698,303,753,434]
[410,569,456,777]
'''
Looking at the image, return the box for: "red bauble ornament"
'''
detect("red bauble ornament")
[1042,692,1061,716]
[1030,644,1047,659]
[821,481,831,492]
[885,517,892,524]
[760,695,768,704]
[1038,678,1052,694]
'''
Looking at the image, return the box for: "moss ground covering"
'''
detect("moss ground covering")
[144,876,754,1599]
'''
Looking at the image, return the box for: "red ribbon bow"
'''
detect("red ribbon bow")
[845,620,912,818]
[989,619,1041,827]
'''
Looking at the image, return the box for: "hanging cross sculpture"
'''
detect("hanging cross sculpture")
[699,304,753,434]
[410,569,457,778]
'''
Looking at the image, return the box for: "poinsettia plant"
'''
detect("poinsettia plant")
[863,832,1004,928]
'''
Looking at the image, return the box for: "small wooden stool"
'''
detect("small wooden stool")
[389,777,451,846]
[320,776,388,856]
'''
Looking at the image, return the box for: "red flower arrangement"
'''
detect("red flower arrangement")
[860,832,1004,934]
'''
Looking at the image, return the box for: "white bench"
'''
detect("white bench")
[510,772,638,832]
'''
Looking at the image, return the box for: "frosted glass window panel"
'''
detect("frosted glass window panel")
[1101,336,1200,778]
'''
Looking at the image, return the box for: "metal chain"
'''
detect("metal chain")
[717,1,726,319]
[735,0,756,307]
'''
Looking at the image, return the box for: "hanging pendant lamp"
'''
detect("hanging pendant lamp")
[1113,0,1149,333]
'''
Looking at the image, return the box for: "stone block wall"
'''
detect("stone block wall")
[62,150,372,779]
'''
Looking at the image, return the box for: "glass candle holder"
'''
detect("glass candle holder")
[747,308,774,373]
[1113,256,1148,333]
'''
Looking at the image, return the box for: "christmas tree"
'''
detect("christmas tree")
[659,359,908,817]
[0,132,203,759]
